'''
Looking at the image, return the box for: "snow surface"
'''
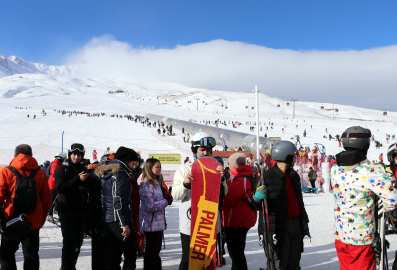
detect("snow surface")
[1,56,397,269]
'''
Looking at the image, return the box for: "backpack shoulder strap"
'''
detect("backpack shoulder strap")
[29,168,40,179]
[6,166,22,179]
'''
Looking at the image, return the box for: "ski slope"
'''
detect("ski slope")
[1,56,397,269]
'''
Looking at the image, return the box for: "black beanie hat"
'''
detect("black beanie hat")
[114,146,139,164]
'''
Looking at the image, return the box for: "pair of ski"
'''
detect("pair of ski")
[47,215,61,227]
[256,163,276,270]
[373,197,390,270]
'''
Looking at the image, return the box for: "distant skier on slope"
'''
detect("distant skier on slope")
[331,126,397,270]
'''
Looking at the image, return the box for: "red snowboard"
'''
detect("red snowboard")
[188,157,222,270]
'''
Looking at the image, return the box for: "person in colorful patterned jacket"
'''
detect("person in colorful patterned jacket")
[332,126,397,270]
[387,143,397,270]
[139,158,172,270]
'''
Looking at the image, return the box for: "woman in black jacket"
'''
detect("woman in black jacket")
[95,146,140,270]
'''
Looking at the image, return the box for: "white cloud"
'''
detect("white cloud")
[66,35,397,110]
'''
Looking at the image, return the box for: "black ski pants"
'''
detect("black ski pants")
[0,229,40,270]
[48,190,57,216]
[144,231,163,270]
[104,221,137,270]
[225,227,250,270]
[273,217,303,270]
[179,233,190,270]
[310,180,316,189]
[59,212,87,270]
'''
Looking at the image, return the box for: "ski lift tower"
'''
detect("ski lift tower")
[194,98,200,111]
[291,98,298,119]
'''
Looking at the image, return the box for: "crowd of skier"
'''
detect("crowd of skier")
[1,124,397,270]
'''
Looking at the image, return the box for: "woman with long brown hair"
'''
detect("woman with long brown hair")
[139,158,172,270]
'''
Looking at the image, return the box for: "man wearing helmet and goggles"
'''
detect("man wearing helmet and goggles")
[331,127,397,270]
[172,132,226,270]
[55,143,93,270]
[252,141,310,270]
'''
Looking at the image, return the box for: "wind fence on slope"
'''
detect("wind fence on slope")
[0,142,192,170]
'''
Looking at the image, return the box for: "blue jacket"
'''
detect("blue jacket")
[41,165,51,179]
[95,159,132,227]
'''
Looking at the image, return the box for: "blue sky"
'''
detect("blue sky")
[2,1,397,110]
[2,0,397,64]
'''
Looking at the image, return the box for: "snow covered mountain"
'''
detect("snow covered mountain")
[0,55,76,79]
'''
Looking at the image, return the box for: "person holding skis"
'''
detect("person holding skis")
[331,126,397,270]
[172,132,227,270]
[387,143,397,270]
[252,141,310,270]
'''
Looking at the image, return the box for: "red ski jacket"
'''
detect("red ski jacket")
[220,165,257,229]
[49,159,62,190]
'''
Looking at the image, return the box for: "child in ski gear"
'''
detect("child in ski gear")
[332,127,397,270]
[307,167,317,188]
[0,144,51,270]
[220,153,257,270]
[172,132,226,270]
[96,146,138,270]
[139,158,171,270]
[252,141,310,270]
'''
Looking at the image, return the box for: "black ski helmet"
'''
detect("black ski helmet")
[68,143,85,159]
[212,156,224,165]
[271,141,296,164]
[44,160,50,166]
[341,126,371,153]
[387,143,397,164]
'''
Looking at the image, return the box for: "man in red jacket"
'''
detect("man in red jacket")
[47,152,67,222]
[0,144,51,270]
[220,152,257,270]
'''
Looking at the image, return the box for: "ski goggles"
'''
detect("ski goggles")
[341,132,371,139]
[192,137,216,148]
[69,143,85,152]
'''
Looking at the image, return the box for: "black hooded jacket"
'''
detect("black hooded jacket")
[253,164,310,245]
[55,160,93,213]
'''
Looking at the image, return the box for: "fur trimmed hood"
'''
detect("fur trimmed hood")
[94,163,120,178]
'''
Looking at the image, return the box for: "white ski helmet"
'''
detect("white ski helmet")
[191,132,216,154]
[55,152,67,161]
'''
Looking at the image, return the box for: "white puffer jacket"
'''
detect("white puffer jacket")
[172,161,193,235]
[331,159,397,245]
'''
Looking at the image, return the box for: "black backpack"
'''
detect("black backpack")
[233,175,259,211]
[7,166,39,214]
